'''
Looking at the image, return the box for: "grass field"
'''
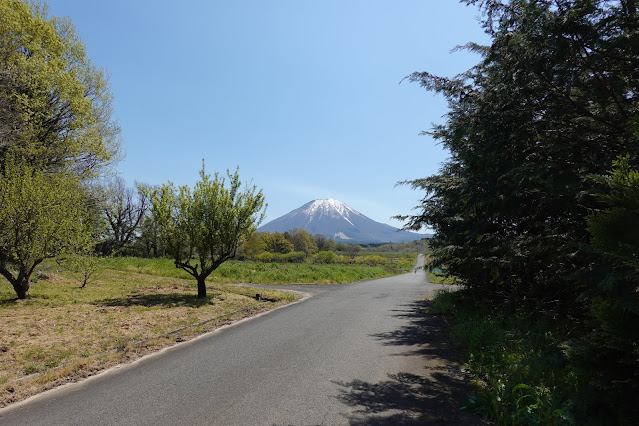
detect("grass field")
[0,254,416,407]
[102,254,415,284]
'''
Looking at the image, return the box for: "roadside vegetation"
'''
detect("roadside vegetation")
[406,1,639,424]
[430,290,578,425]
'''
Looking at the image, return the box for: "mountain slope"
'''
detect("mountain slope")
[258,199,426,244]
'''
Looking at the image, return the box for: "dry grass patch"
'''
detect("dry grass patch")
[0,265,299,407]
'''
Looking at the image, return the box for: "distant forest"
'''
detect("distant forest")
[361,239,430,254]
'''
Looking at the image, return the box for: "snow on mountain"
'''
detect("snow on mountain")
[258,199,427,244]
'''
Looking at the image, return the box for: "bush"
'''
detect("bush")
[280,251,306,263]
[256,252,273,262]
[314,251,337,264]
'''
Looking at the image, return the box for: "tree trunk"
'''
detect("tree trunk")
[13,278,30,299]
[197,276,207,298]
[0,266,31,299]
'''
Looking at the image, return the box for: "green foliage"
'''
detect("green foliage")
[358,255,386,266]
[256,252,274,263]
[314,234,336,252]
[401,0,639,309]
[0,0,119,176]
[237,231,267,259]
[95,256,413,284]
[588,155,639,268]
[0,0,119,298]
[400,2,639,421]
[58,247,107,288]
[284,229,317,255]
[314,250,338,264]
[150,163,266,297]
[279,251,306,263]
[261,232,294,254]
[432,291,576,425]
[0,157,91,298]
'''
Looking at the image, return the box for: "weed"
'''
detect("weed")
[23,365,39,375]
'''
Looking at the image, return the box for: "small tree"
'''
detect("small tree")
[0,158,91,299]
[151,164,266,298]
[60,246,104,288]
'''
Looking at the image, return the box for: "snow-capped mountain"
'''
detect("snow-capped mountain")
[258,199,427,244]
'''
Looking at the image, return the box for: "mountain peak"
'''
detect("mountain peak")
[258,199,426,244]
[303,199,356,217]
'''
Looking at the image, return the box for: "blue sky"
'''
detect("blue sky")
[45,0,489,229]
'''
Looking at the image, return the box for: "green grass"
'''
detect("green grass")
[429,290,576,425]
[102,254,415,284]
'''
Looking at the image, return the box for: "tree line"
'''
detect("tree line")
[400,0,638,422]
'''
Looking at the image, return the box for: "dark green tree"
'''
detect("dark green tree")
[399,1,639,421]
[401,0,639,310]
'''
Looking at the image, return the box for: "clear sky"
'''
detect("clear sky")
[44,0,489,230]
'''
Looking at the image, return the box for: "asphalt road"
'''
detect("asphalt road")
[0,254,480,425]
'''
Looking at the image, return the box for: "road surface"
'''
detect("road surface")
[0,254,480,425]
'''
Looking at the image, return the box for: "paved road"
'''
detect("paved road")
[0,254,480,425]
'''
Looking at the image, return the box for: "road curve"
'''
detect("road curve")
[0,254,480,425]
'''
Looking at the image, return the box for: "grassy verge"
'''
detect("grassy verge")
[0,255,416,407]
[429,290,576,425]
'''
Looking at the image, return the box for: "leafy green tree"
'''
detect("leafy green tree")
[0,157,91,298]
[237,231,267,259]
[0,0,119,297]
[571,155,639,422]
[284,229,316,255]
[314,250,337,264]
[262,232,294,254]
[150,164,266,298]
[0,0,120,175]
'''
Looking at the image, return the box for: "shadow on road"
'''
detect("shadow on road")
[334,300,483,425]
[372,300,460,360]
